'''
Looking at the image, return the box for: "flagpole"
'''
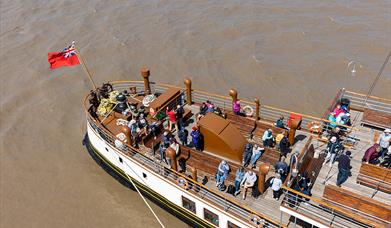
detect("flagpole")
[72,41,97,90]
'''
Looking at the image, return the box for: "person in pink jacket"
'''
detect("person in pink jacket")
[233,100,241,115]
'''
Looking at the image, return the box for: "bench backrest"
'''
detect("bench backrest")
[323,185,391,223]
[359,163,391,183]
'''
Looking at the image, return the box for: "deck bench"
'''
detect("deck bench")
[357,163,391,193]
[323,185,391,227]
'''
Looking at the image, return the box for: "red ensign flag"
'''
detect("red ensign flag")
[48,43,80,69]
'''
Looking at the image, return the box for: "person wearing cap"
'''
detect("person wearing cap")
[216,160,230,190]
[242,143,253,167]
[251,146,265,169]
[240,170,257,200]
[377,129,391,158]
[262,129,273,148]
[270,173,283,200]
[336,151,352,187]
[323,136,342,167]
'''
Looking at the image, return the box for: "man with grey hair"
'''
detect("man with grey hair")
[323,136,342,167]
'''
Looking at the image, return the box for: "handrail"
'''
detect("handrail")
[281,187,389,227]
[345,90,391,103]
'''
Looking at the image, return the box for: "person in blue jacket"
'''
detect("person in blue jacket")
[191,126,202,151]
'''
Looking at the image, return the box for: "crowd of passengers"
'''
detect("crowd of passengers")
[152,99,299,201]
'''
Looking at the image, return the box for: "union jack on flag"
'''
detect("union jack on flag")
[48,41,80,69]
[63,43,77,58]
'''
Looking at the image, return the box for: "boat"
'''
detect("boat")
[82,67,391,228]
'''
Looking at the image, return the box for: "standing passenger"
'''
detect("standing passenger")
[322,136,341,167]
[243,143,253,167]
[234,166,245,196]
[336,151,352,187]
[251,146,265,169]
[165,107,177,132]
[241,170,257,200]
[270,173,283,200]
[175,105,184,130]
[191,126,202,151]
[216,160,230,190]
[377,129,391,158]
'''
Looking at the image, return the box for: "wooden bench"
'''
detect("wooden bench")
[357,163,391,193]
[323,185,391,227]
[362,108,391,130]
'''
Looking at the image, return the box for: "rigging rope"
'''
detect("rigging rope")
[109,149,166,228]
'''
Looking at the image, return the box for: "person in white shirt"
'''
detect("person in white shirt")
[240,170,257,200]
[377,129,391,158]
[270,173,283,200]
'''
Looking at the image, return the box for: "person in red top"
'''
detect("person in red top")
[166,107,177,131]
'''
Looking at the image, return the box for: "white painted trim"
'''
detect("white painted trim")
[280,205,329,228]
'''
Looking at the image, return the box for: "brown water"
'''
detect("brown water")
[1,0,390,227]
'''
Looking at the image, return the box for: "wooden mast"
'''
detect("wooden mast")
[72,41,97,90]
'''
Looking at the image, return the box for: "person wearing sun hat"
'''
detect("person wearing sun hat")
[377,129,391,158]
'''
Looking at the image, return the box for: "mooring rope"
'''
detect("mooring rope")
[108,149,165,228]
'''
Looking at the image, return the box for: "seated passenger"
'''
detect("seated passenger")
[362,144,381,164]
[216,160,230,190]
[242,143,253,167]
[262,129,274,147]
[295,172,312,197]
[332,104,344,118]
[205,100,215,114]
[328,112,338,128]
[251,146,265,169]
[275,116,286,129]
[240,170,257,200]
[380,146,390,168]
[232,100,241,115]
[234,166,245,196]
[200,102,208,115]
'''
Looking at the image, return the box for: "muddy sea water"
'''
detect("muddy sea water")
[1,0,390,227]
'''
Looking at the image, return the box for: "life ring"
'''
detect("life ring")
[243,105,254,117]
[177,177,189,190]
[142,94,156,107]
[307,121,321,134]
